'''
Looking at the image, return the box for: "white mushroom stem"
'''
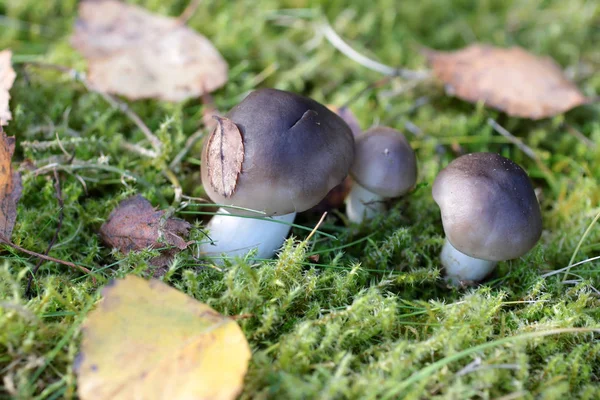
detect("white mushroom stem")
[346,182,385,223]
[199,208,296,263]
[440,239,497,284]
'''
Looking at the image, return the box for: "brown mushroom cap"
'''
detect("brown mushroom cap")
[201,88,355,216]
[432,152,542,261]
[350,127,417,198]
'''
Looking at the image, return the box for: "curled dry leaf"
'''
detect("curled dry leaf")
[206,116,244,198]
[425,44,590,119]
[71,0,228,102]
[0,50,16,125]
[0,126,22,239]
[76,275,251,400]
[99,195,190,267]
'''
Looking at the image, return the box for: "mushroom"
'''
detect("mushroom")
[200,88,354,261]
[432,152,542,284]
[346,127,417,223]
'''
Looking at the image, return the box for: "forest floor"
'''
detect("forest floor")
[1,0,599,399]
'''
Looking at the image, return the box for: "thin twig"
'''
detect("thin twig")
[170,93,217,169]
[87,86,162,153]
[487,118,537,159]
[23,61,189,208]
[23,61,163,154]
[26,170,65,295]
[0,233,96,283]
[169,129,204,170]
[163,168,183,214]
[305,212,328,243]
[563,123,595,147]
[541,255,600,278]
[487,118,557,188]
[121,141,158,158]
[177,0,202,25]
[230,313,254,321]
[319,22,430,80]
[563,209,600,282]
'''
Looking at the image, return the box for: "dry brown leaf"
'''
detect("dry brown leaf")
[0,50,16,125]
[205,116,244,198]
[99,195,190,266]
[0,126,22,239]
[71,0,228,102]
[76,275,251,400]
[425,44,590,119]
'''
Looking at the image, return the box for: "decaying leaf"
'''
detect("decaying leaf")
[99,195,190,266]
[76,275,251,400]
[206,116,244,198]
[0,126,22,239]
[71,0,228,102]
[0,50,16,125]
[425,44,590,119]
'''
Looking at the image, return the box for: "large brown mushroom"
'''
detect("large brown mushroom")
[200,88,354,260]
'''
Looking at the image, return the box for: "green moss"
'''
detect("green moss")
[0,0,599,398]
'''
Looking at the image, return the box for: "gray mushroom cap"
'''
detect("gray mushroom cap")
[432,152,542,261]
[350,127,417,198]
[201,88,355,216]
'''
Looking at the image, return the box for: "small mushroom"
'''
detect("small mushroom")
[346,127,417,223]
[432,152,542,284]
[200,88,354,261]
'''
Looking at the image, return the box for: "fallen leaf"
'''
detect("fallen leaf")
[205,116,244,198]
[0,126,22,239]
[76,275,251,400]
[424,44,590,119]
[99,195,191,266]
[72,0,228,102]
[0,50,16,125]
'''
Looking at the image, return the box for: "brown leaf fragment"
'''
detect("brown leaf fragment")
[0,127,22,239]
[99,195,191,266]
[424,44,590,119]
[0,50,16,125]
[71,0,228,102]
[206,116,244,198]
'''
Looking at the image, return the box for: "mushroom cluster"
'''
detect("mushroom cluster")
[199,88,542,287]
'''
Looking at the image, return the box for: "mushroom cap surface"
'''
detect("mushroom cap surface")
[432,152,542,261]
[201,88,354,216]
[350,127,417,198]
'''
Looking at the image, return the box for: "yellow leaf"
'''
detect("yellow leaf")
[76,275,250,400]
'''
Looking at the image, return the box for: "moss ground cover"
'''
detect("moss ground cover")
[0,0,599,398]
